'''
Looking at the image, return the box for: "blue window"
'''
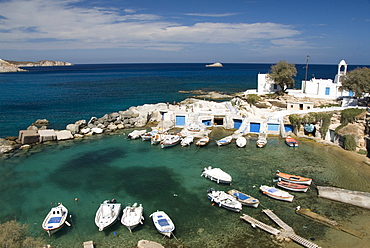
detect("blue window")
[202,119,212,126]
[250,123,260,133]
[176,116,186,126]
[268,124,279,131]
[325,87,330,95]
[349,90,354,97]
[233,119,242,129]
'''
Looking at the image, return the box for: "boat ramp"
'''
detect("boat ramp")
[240,209,321,248]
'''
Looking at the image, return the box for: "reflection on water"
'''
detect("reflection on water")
[1,132,370,248]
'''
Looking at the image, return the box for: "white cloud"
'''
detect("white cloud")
[0,0,304,51]
[184,13,239,17]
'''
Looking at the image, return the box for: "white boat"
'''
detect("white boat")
[150,210,175,238]
[181,135,194,147]
[207,188,242,212]
[121,203,144,232]
[160,135,181,148]
[228,189,260,208]
[216,135,232,146]
[95,199,122,231]
[151,133,164,145]
[42,203,69,236]
[206,62,223,67]
[127,130,146,139]
[141,130,157,141]
[195,135,210,146]
[259,185,294,202]
[256,132,267,148]
[201,166,232,184]
[236,136,247,148]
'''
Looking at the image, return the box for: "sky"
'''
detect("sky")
[0,0,369,65]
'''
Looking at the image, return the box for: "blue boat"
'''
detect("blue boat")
[228,189,260,208]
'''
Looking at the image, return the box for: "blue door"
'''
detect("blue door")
[233,119,242,129]
[202,119,212,127]
[176,116,186,126]
[325,87,330,95]
[268,124,279,131]
[250,123,260,133]
[349,90,354,97]
[284,125,294,133]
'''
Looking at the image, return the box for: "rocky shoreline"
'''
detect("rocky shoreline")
[1,92,368,161]
[0,59,73,72]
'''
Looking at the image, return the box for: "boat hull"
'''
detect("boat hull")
[277,181,309,192]
[150,211,175,238]
[228,189,260,208]
[201,167,232,184]
[236,137,246,148]
[95,200,122,231]
[260,185,294,202]
[276,170,312,185]
[207,189,242,212]
[121,203,144,232]
[42,204,68,237]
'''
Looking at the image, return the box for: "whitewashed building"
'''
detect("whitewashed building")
[246,60,354,100]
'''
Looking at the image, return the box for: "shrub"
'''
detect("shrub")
[0,220,46,248]
[341,108,366,126]
[246,94,260,105]
[343,134,357,151]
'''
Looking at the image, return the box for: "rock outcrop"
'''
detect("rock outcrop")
[0,59,73,73]
[0,59,27,72]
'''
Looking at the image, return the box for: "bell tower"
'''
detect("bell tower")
[335,60,347,84]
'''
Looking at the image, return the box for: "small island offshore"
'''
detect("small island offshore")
[0,58,73,72]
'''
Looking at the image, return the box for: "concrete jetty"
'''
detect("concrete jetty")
[317,186,370,209]
[241,209,321,248]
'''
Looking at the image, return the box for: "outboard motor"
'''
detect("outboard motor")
[207,188,215,193]
[110,198,117,203]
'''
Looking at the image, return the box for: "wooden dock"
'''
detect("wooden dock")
[240,214,281,236]
[296,207,363,238]
[241,209,322,248]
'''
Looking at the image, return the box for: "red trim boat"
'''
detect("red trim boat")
[285,136,298,147]
[277,181,309,192]
[276,170,312,185]
[259,185,294,202]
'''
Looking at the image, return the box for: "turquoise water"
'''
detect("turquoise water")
[1,130,370,247]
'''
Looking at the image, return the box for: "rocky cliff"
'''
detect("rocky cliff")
[0,59,27,72]
[0,59,73,72]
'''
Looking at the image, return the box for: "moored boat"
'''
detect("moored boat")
[277,180,309,192]
[207,188,242,212]
[127,130,146,139]
[95,199,121,231]
[256,137,267,148]
[181,135,194,147]
[160,135,181,148]
[236,136,247,148]
[201,166,232,184]
[121,203,144,232]
[260,185,294,202]
[195,135,210,146]
[150,210,175,238]
[275,170,312,185]
[216,135,232,146]
[42,203,69,236]
[227,189,260,208]
[285,136,298,147]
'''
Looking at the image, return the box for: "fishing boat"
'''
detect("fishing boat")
[195,135,210,146]
[150,210,175,238]
[201,166,232,184]
[275,170,312,185]
[141,130,157,141]
[160,135,181,148]
[285,136,298,147]
[227,189,260,208]
[236,136,247,148]
[42,203,69,236]
[256,132,267,148]
[216,135,232,146]
[207,188,242,212]
[127,130,146,139]
[95,199,122,231]
[121,203,144,232]
[260,185,294,202]
[277,180,309,192]
[181,135,194,147]
[151,133,165,145]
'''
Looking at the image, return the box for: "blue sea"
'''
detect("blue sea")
[1,63,370,248]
